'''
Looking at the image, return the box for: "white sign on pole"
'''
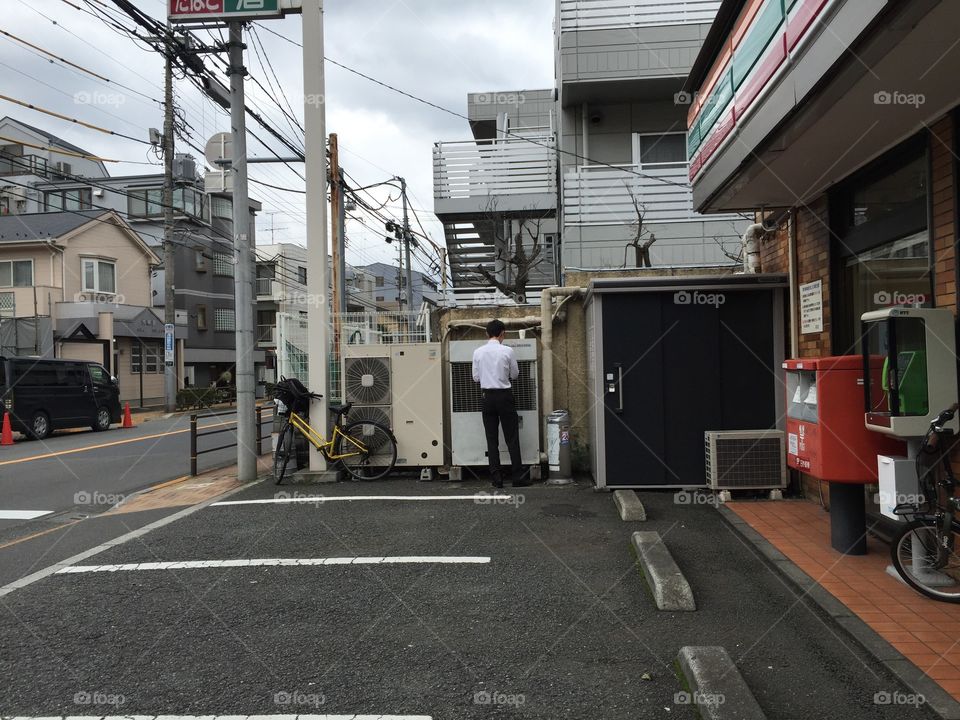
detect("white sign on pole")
[800,280,824,334]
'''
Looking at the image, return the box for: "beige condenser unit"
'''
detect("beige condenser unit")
[343,343,444,468]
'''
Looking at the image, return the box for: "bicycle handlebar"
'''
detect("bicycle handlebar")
[933,404,959,432]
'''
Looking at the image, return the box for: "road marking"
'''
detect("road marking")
[0,420,237,468]
[0,716,433,720]
[0,510,53,520]
[57,556,492,573]
[0,520,82,551]
[0,479,255,598]
[214,494,518,506]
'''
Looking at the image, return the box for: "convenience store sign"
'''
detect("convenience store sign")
[169,0,283,22]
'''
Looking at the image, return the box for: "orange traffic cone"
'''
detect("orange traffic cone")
[1,412,13,446]
[121,402,134,429]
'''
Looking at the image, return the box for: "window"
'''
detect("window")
[634,133,687,168]
[196,304,207,331]
[213,253,235,277]
[376,276,385,287]
[88,364,111,385]
[131,342,162,374]
[0,292,14,317]
[82,258,116,294]
[195,251,207,272]
[297,266,307,285]
[0,260,33,287]
[211,196,232,219]
[215,307,235,331]
[44,188,92,211]
[127,187,163,218]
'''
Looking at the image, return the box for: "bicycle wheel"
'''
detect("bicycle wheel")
[891,518,960,602]
[274,421,295,485]
[335,420,397,481]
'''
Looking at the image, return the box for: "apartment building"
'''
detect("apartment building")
[433,90,560,299]
[357,261,441,310]
[0,116,263,390]
[556,0,745,271]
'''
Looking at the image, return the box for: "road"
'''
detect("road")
[0,411,272,585]
[0,479,935,719]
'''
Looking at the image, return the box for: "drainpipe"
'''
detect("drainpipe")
[788,209,800,358]
[541,286,585,415]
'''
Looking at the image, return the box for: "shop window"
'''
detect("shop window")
[830,136,932,353]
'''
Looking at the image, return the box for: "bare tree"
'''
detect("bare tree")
[474,199,548,302]
[622,185,657,269]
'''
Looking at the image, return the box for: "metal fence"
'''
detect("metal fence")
[189,405,275,477]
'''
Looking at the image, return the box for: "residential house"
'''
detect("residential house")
[0,116,263,390]
[0,210,174,406]
[357,261,441,310]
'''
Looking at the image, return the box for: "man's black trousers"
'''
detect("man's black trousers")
[481,388,523,483]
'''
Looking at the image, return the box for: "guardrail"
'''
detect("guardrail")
[433,136,557,201]
[189,405,275,477]
[558,0,722,31]
[256,277,277,297]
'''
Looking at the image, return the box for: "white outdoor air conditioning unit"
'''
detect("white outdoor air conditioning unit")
[343,343,444,468]
[449,339,540,471]
[705,430,787,491]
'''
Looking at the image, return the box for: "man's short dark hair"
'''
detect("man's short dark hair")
[487,319,506,338]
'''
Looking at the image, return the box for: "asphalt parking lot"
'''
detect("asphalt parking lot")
[0,479,938,719]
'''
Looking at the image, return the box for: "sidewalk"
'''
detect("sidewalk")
[728,499,960,701]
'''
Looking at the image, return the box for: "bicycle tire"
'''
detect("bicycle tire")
[891,518,960,603]
[335,420,397,481]
[274,421,295,485]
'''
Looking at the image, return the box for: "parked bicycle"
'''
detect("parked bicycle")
[890,404,960,602]
[271,377,397,484]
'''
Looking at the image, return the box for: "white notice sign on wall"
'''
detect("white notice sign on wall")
[800,280,823,334]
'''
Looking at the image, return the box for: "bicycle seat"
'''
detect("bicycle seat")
[328,403,353,416]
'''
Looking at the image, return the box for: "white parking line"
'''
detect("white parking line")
[0,716,433,720]
[56,556,492,573]
[0,510,53,520]
[214,494,517,506]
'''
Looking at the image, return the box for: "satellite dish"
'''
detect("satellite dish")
[205,132,232,167]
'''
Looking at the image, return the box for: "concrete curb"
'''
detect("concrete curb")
[677,646,766,720]
[718,505,960,720]
[614,490,646,521]
[631,531,696,611]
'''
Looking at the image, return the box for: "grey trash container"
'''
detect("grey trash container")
[546,409,573,484]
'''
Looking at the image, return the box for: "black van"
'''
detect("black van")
[0,357,122,440]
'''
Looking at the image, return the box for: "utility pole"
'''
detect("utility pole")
[303,0,331,477]
[329,133,342,395]
[163,23,177,413]
[228,22,256,483]
[338,169,347,315]
[399,177,415,319]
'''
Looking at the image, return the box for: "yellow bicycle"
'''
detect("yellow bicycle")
[272,377,397,484]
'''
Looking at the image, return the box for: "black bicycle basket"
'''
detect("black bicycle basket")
[273,377,311,415]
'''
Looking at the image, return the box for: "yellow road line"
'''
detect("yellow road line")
[0,520,82,550]
[0,420,238,467]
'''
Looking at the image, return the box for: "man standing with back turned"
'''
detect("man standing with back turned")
[472,319,528,488]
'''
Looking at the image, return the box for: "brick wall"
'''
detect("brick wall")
[931,115,957,310]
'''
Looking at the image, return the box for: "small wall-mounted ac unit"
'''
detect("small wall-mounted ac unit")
[54,161,72,177]
[705,430,787,490]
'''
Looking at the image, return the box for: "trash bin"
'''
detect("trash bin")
[546,410,573,484]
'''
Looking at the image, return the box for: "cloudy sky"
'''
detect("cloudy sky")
[2,0,556,281]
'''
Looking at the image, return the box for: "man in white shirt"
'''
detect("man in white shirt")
[472,319,527,488]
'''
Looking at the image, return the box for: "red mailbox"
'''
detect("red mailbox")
[784,356,904,483]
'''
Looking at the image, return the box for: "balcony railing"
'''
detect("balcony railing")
[559,0,722,31]
[256,324,276,346]
[256,277,277,298]
[564,163,739,225]
[433,135,557,203]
